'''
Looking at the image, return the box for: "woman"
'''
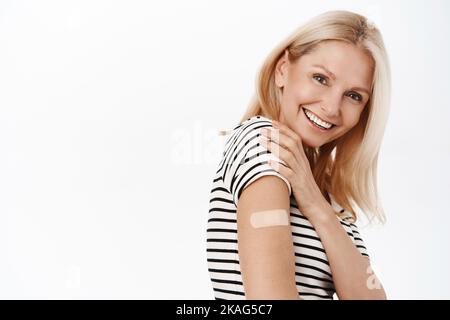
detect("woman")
[207,10,389,300]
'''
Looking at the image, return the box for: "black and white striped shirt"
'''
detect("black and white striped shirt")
[206,115,370,300]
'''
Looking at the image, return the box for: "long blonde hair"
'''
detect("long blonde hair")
[236,10,391,224]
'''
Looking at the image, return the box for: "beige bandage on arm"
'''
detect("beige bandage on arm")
[249,209,290,228]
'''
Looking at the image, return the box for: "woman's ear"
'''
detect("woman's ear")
[275,49,290,88]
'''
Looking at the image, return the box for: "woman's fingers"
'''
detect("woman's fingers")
[260,128,302,161]
[268,158,295,180]
[259,136,298,173]
[272,120,303,148]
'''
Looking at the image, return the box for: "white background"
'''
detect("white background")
[1,0,449,299]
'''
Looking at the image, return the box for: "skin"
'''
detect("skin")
[237,176,300,299]
[238,40,386,299]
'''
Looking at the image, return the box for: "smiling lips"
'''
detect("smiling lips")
[302,108,335,130]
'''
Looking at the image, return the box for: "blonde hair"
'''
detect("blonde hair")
[234,10,391,224]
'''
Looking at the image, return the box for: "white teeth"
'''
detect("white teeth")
[304,109,333,129]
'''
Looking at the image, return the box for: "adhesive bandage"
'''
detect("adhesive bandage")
[249,209,290,229]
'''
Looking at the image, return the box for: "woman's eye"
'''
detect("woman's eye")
[313,74,327,85]
[348,92,362,102]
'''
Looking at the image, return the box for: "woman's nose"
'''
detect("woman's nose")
[320,93,341,118]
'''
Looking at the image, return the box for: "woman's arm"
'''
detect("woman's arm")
[307,202,387,300]
[259,121,386,299]
[237,175,301,300]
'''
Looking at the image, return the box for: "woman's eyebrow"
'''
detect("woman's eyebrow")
[351,86,371,95]
[312,64,371,95]
[312,64,336,80]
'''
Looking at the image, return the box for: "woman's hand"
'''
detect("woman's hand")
[258,120,330,221]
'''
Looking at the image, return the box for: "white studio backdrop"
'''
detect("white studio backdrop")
[0,0,449,299]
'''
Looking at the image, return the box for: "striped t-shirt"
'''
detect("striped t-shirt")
[206,115,370,300]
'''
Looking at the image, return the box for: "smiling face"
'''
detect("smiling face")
[274,40,374,148]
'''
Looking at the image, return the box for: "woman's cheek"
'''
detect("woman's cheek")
[344,109,363,128]
[295,81,317,99]
[352,113,364,127]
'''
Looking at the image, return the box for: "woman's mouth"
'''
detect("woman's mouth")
[302,107,335,131]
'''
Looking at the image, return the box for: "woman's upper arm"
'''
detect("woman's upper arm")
[237,175,300,300]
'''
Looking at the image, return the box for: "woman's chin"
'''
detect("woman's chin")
[297,133,319,148]
[297,121,332,149]
[288,117,327,148]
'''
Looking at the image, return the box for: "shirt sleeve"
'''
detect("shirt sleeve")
[222,117,292,207]
[349,222,370,260]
